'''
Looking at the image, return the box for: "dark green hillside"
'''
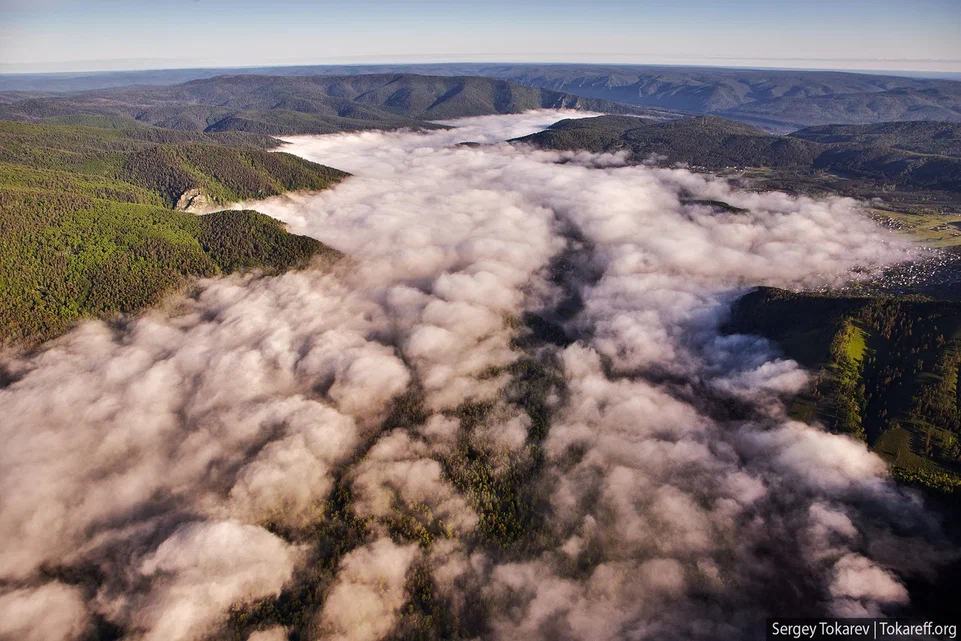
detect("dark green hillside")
[518,115,820,167]
[0,74,676,136]
[0,121,347,207]
[728,288,961,492]
[812,146,961,193]
[791,121,961,157]
[718,85,961,128]
[791,122,961,194]
[0,121,346,344]
[514,115,640,153]
[121,143,346,207]
[517,115,961,212]
[0,192,340,344]
[5,64,959,128]
[196,210,332,273]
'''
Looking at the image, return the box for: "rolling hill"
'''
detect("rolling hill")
[0,121,346,344]
[516,115,822,167]
[515,116,961,213]
[790,121,961,157]
[5,64,957,129]
[459,65,961,129]
[0,74,678,135]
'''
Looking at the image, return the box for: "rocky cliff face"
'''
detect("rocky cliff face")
[175,188,214,213]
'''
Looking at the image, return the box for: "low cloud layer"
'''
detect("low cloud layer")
[0,110,947,640]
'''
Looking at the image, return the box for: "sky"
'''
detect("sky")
[0,0,959,74]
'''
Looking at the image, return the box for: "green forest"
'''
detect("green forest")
[0,74,669,136]
[729,288,961,493]
[0,121,346,344]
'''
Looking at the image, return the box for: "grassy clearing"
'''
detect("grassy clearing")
[865,207,961,248]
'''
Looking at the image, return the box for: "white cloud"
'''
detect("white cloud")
[107,521,300,641]
[0,111,945,640]
[0,582,89,641]
[315,538,419,641]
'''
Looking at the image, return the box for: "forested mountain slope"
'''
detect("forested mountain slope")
[790,121,961,157]
[0,121,346,344]
[728,288,961,493]
[516,116,961,211]
[7,64,955,128]
[0,74,677,135]
[518,115,821,166]
[462,65,961,128]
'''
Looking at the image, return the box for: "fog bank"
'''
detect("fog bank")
[0,110,946,641]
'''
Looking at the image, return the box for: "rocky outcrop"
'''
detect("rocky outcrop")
[174,188,214,213]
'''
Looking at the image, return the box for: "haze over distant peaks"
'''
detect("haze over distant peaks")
[0,74,675,136]
[3,64,960,129]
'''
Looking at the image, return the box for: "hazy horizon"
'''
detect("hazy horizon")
[1,0,959,75]
[2,57,961,80]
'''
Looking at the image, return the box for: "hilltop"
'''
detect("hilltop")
[0,121,346,344]
[4,64,958,129]
[728,288,961,493]
[0,74,678,136]
[790,121,961,157]
[518,115,820,166]
[456,65,961,129]
[516,116,961,213]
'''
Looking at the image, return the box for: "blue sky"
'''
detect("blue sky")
[1,0,959,73]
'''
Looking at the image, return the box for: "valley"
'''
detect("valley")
[514,109,961,497]
[2,65,961,640]
[6,64,960,129]
[2,0,960,635]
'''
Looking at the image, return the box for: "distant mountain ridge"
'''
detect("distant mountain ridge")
[3,64,959,128]
[0,74,677,135]
[462,65,961,128]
